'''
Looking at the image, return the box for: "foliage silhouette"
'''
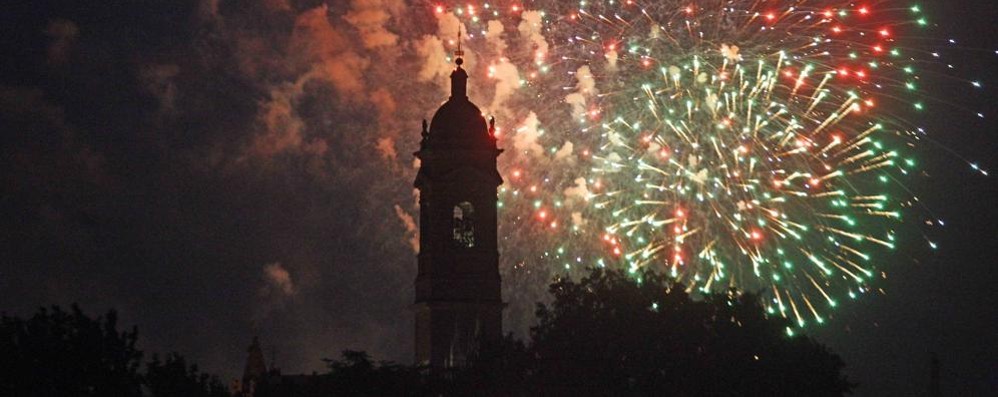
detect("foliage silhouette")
[520,267,853,396]
[0,304,143,396]
[0,304,229,397]
[254,350,425,397]
[146,353,231,397]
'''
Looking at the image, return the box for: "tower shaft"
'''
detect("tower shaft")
[413,51,503,368]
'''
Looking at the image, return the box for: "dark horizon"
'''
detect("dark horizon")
[1,1,996,395]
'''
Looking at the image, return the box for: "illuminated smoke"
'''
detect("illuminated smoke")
[485,20,507,53]
[487,59,521,112]
[262,262,296,296]
[344,0,402,49]
[377,137,399,162]
[553,141,574,163]
[517,10,548,60]
[512,111,544,157]
[251,85,305,158]
[394,204,419,253]
[565,65,595,120]
[289,5,369,97]
[604,49,618,70]
[415,36,451,85]
[563,177,591,202]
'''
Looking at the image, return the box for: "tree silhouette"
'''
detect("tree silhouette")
[0,305,142,396]
[145,353,231,397]
[319,350,419,396]
[521,268,853,396]
[254,350,426,397]
[0,305,230,397]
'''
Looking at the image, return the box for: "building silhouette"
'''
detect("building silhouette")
[412,45,504,368]
[233,337,268,396]
[243,337,268,389]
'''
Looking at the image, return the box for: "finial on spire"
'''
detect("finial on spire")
[455,26,465,66]
[449,26,469,99]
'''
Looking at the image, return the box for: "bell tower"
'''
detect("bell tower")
[413,33,503,368]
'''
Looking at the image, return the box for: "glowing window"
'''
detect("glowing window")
[453,202,475,248]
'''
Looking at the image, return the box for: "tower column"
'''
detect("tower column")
[412,44,504,368]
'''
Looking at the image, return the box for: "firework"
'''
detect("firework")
[429,1,986,330]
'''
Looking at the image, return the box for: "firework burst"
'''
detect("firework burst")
[428,0,987,330]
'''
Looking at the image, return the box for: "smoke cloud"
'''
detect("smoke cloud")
[289,5,370,96]
[250,85,306,159]
[563,177,592,202]
[554,141,574,162]
[605,49,619,70]
[565,65,596,120]
[517,11,548,61]
[394,204,419,253]
[485,20,507,53]
[377,137,398,162]
[344,0,402,49]
[262,262,296,296]
[487,59,521,112]
[512,112,545,157]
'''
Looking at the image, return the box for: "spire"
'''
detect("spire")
[450,26,467,99]
[242,337,267,388]
[455,26,464,61]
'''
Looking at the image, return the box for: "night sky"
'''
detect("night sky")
[1,1,995,395]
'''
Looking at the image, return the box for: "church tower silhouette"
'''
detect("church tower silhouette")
[412,35,504,368]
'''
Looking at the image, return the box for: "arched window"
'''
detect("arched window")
[452,202,475,248]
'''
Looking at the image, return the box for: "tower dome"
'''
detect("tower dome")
[426,63,493,148]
